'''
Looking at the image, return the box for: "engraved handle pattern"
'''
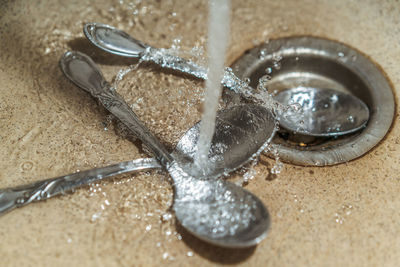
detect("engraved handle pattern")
[0,158,161,215]
[60,51,173,166]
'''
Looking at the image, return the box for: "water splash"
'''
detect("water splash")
[174,178,258,238]
[266,145,284,175]
[113,61,142,89]
[140,47,289,121]
[334,203,354,224]
[194,0,231,172]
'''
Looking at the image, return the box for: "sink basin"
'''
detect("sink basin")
[0,0,399,266]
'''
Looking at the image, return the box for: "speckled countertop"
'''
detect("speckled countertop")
[1,0,399,266]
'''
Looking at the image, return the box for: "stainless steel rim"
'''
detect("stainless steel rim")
[231,36,395,166]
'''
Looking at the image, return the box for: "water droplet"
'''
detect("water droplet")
[243,167,257,183]
[272,54,282,61]
[258,75,271,90]
[21,161,34,171]
[41,191,49,199]
[330,94,338,102]
[261,74,272,82]
[273,61,281,70]
[289,103,302,112]
[91,212,101,222]
[16,197,25,205]
[162,252,169,260]
[171,38,181,50]
[338,52,345,57]
[271,160,283,174]
[258,49,267,59]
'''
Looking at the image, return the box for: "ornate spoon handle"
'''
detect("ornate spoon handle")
[60,51,173,166]
[0,158,161,215]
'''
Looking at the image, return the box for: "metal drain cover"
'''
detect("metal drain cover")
[231,36,395,166]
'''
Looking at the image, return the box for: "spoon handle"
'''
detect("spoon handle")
[60,51,173,166]
[83,23,247,94]
[0,158,161,216]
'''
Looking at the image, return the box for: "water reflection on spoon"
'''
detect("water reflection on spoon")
[274,87,369,137]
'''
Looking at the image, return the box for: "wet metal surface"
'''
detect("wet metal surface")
[1,0,400,266]
[232,36,395,166]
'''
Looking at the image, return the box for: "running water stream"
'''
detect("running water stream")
[194,0,231,172]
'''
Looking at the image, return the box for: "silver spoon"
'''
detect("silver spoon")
[0,158,160,215]
[83,22,249,94]
[274,87,369,137]
[83,23,370,137]
[59,51,276,248]
[0,102,275,216]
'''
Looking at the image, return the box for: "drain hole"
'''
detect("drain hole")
[231,36,394,166]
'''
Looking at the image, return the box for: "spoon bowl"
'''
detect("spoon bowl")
[84,22,148,58]
[173,104,276,178]
[172,174,270,247]
[274,87,369,137]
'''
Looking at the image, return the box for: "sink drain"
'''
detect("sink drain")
[231,36,395,166]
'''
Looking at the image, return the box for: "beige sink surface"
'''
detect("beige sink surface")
[1,0,399,266]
